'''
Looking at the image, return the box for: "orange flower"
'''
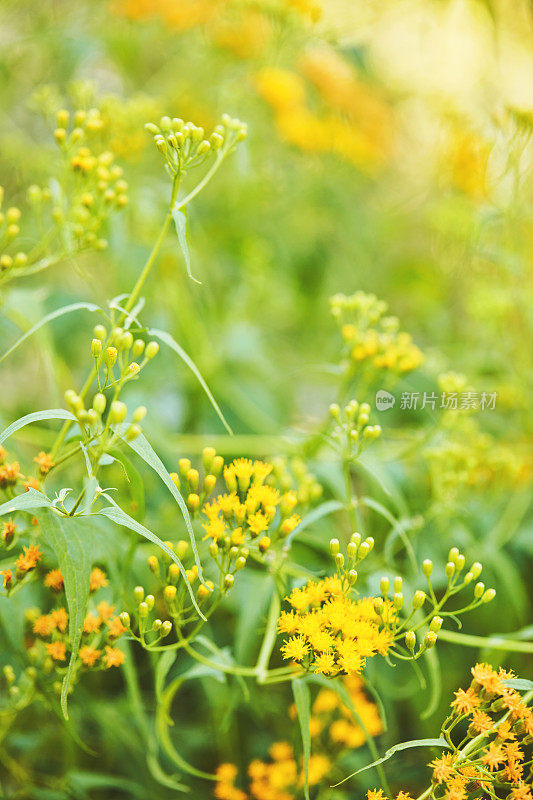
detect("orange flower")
[89,567,108,592]
[430,752,455,783]
[96,600,114,620]
[107,616,126,639]
[103,645,125,668]
[2,519,16,545]
[0,461,23,488]
[481,742,506,771]
[15,544,42,574]
[79,645,101,667]
[452,687,480,714]
[33,614,55,636]
[23,477,40,492]
[44,569,64,591]
[34,451,55,475]
[51,607,68,633]
[45,641,66,661]
[471,663,503,695]
[0,569,12,589]
[83,613,102,634]
[470,709,493,734]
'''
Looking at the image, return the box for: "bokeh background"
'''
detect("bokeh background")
[0,0,532,797]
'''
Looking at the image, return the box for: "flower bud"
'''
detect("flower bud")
[445,562,455,578]
[161,620,172,637]
[350,532,361,547]
[412,590,426,609]
[145,341,159,359]
[470,562,482,579]
[394,576,403,593]
[405,631,416,651]
[224,574,234,590]
[474,581,485,599]
[93,325,106,342]
[329,403,340,420]
[393,592,403,610]
[235,556,247,571]
[347,569,357,585]
[91,338,102,358]
[482,588,496,603]
[86,409,98,426]
[133,586,144,603]
[335,553,345,568]
[358,542,370,559]
[380,577,390,596]
[120,331,133,351]
[145,594,155,611]
[119,611,130,628]
[105,346,118,368]
[187,493,200,512]
[429,616,443,632]
[464,571,473,584]
[209,542,219,558]
[93,393,106,414]
[133,406,147,423]
[153,619,162,631]
[168,563,179,582]
[138,601,149,618]
[126,424,142,441]
[365,537,375,551]
[204,474,217,493]
[212,456,224,476]
[110,401,127,424]
[424,631,437,649]
[164,585,177,603]
[346,542,358,559]
[373,597,384,614]
[422,559,433,577]
[455,554,465,572]
[329,538,340,556]
[259,536,271,553]
[187,468,199,491]
[448,547,459,563]
[176,540,188,559]
[148,555,159,575]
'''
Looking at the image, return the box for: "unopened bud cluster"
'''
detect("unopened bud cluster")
[329,398,381,458]
[170,446,224,515]
[329,532,375,593]
[145,113,247,177]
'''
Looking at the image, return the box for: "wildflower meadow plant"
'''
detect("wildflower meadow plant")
[1,3,533,798]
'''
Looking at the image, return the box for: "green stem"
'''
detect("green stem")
[437,629,533,653]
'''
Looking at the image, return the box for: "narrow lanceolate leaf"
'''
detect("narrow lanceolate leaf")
[147,327,233,436]
[504,678,533,691]
[97,500,206,621]
[171,206,201,284]
[292,678,311,800]
[0,409,77,447]
[0,302,102,363]
[36,508,94,719]
[332,738,451,787]
[114,428,206,583]
[0,487,52,517]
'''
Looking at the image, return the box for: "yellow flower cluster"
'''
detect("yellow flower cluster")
[202,458,304,555]
[278,577,395,676]
[255,55,391,169]
[214,678,381,800]
[330,291,424,376]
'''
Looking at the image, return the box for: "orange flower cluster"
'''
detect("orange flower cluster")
[368,663,533,800]
[31,567,126,672]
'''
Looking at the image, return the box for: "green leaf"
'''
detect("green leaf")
[147,327,232,435]
[0,302,102,363]
[171,206,201,285]
[115,428,206,583]
[286,500,344,546]
[332,737,451,787]
[0,409,77,446]
[96,500,205,620]
[421,645,442,720]
[292,678,311,800]
[35,508,94,719]
[0,487,52,517]
[504,678,533,691]
[106,448,145,519]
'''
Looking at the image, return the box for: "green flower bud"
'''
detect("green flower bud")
[126,424,142,441]
[358,542,370,559]
[455,554,465,572]
[405,631,416,651]
[347,542,358,559]
[474,581,485,599]
[161,620,172,637]
[120,331,133,351]
[429,616,443,632]
[335,553,345,568]
[464,571,474,584]
[144,122,160,135]
[145,594,155,611]
[235,556,247,571]
[448,547,460,563]
[350,532,361,547]
[424,631,437,649]
[93,393,106,414]
[209,542,219,558]
[133,406,147,423]
[224,574,234,590]
[202,446,216,472]
[347,569,357,585]
[164,585,177,603]
[138,601,149,618]
[393,592,403,610]
[422,559,433,577]
[329,538,340,556]
[152,619,162,632]
[105,346,118,368]
[91,338,102,358]
[86,409,98,426]
[148,555,159,574]
[110,401,127,424]
[119,611,130,628]
[145,341,159,359]
[133,339,145,358]
[373,597,384,614]
[394,576,403,593]
[445,562,455,578]
[329,403,340,419]
[412,590,426,609]
[93,323,107,340]
[482,588,496,603]
[365,537,375,551]
[470,562,482,579]
[380,577,390,596]
[133,586,144,603]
